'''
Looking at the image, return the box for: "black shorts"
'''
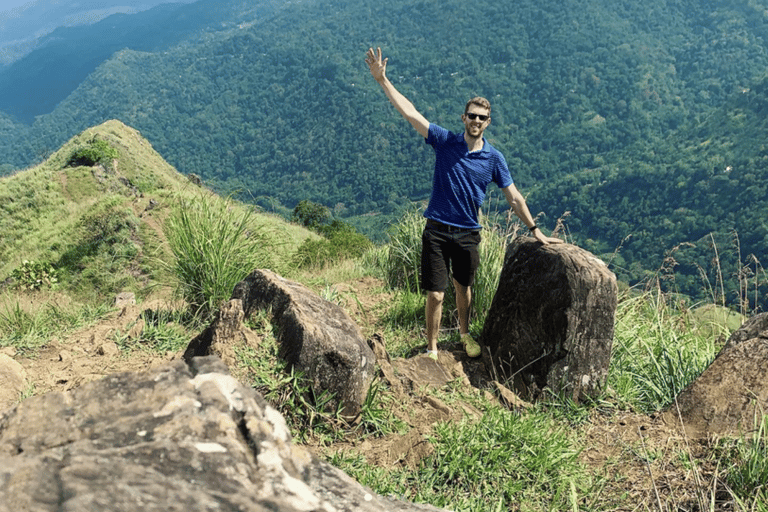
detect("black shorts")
[421,220,481,292]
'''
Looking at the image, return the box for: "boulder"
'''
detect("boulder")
[481,239,617,402]
[722,311,768,351]
[184,298,262,370]
[666,318,768,438]
[0,354,27,411]
[0,357,449,512]
[185,269,376,419]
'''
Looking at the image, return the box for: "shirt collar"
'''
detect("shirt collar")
[453,131,489,155]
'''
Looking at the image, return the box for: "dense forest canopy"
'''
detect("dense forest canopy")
[1,0,767,308]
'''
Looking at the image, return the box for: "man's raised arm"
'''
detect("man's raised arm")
[365,47,430,138]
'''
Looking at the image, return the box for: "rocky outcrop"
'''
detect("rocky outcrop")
[721,311,768,351]
[185,269,376,419]
[666,315,768,438]
[481,239,617,402]
[0,356,449,512]
[184,298,262,371]
[0,353,26,410]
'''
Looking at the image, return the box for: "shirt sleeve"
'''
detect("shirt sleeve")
[494,152,514,188]
[426,123,450,147]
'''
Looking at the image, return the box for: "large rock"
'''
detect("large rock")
[665,317,768,438]
[722,311,768,351]
[481,239,617,402]
[186,269,376,419]
[0,354,26,411]
[0,357,449,512]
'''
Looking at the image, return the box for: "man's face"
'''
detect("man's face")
[462,106,491,138]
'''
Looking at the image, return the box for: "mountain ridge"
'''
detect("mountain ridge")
[0,0,766,306]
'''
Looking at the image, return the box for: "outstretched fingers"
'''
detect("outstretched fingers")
[365,46,387,78]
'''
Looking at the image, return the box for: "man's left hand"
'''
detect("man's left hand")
[533,229,563,245]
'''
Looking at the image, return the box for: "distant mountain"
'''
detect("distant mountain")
[0,0,198,66]
[0,0,248,121]
[0,0,766,307]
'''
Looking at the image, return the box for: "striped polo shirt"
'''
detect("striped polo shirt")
[423,123,513,230]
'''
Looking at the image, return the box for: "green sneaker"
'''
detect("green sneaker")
[461,334,481,358]
[426,349,438,360]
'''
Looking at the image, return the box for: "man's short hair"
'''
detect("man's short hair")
[465,97,491,115]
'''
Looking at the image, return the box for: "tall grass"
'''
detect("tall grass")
[608,289,721,413]
[164,193,276,318]
[721,411,768,509]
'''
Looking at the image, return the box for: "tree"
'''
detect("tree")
[292,200,330,230]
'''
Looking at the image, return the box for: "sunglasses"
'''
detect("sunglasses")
[465,113,489,121]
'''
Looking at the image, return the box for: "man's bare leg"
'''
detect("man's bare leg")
[453,279,480,357]
[426,290,444,353]
[453,279,472,336]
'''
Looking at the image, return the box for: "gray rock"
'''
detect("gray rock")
[666,337,768,438]
[481,239,617,402]
[185,269,376,419]
[0,354,26,411]
[722,311,768,351]
[184,298,262,371]
[0,357,449,512]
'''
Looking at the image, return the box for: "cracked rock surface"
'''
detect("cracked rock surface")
[0,356,448,512]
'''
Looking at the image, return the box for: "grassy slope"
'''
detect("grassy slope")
[0,119,315,297]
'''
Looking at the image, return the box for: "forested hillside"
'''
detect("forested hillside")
[1,0,767,307]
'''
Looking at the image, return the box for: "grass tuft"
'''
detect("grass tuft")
[164,192,277,319]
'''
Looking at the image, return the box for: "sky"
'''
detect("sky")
[0,0,36,17]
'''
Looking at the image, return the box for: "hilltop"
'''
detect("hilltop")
[0,119,314,295]
[2,119,765,511]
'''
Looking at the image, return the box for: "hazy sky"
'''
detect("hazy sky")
[0,0,37,20]
[0,0,35,12]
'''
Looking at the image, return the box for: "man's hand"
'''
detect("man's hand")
[532,228,563,245]
[366,47,387,82]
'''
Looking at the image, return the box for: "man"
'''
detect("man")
[365,47,562,359]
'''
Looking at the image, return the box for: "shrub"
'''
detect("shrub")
[66,138,119,167]
[11,260,58,290]
[294,220,372,269]
[292,200,330,229]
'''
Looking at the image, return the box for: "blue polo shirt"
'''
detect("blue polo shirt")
[423,123,514,230]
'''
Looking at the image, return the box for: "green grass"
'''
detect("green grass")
[719,412,768,509]
[607,290,722,413]
[0,293,112,354]
[330,402,600,512]
[164,192,280,319]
